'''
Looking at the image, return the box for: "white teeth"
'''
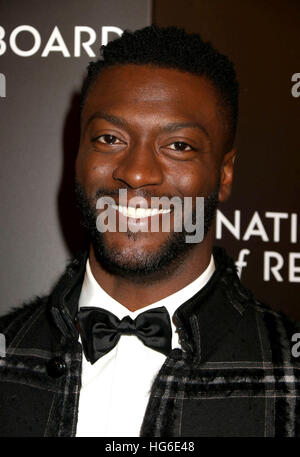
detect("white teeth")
[111,205,171,219]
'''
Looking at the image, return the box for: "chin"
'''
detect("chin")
[102,229,170,250]
[91,229,192,282]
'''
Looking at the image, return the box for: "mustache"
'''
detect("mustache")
[74,177,221,206]
[94,187,184,202]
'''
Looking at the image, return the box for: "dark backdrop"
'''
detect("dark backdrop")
[0,0,151,315]
[1,0,299,321]
[153,0,300,319]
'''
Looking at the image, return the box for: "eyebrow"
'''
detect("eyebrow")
[85,111,210,139]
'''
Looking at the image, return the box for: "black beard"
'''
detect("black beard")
[74,180,219,282]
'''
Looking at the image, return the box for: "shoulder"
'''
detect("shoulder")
[0,295,50,350]
[246,296,300,365]
[214,246,300,364]
[0,251,86,350]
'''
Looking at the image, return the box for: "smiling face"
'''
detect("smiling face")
[75,64,235,279]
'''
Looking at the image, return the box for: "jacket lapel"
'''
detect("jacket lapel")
[140,247,248,436]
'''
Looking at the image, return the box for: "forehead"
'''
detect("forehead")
[82,64,223,143]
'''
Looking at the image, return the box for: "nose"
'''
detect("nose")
[112,142,164,189]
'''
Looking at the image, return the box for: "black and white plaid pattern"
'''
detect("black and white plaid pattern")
[140,265,300,437]
[0,299,82,436]
[0,247,299,436]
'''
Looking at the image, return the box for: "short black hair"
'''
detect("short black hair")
[80,25,239,150]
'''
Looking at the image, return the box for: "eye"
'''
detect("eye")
[167,142,193,151]
[96,134,123,145]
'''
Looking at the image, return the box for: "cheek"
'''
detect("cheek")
[76,150,114,191]
[168,161,217,197]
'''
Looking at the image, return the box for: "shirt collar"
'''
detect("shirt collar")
[78,255,215,349]
[50,247,247,363]
[173,246,247,362]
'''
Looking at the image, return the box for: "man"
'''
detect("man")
[0,25,299,437]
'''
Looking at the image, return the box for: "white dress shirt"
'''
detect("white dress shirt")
[76,256,215,437]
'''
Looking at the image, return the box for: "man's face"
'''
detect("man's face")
[76,64,235,279]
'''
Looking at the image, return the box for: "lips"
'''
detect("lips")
[111,204,172,219]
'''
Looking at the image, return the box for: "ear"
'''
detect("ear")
[218,148,236,202]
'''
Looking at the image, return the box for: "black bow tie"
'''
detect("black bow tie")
[76,306,172,364]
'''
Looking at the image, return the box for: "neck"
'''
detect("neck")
[88,230,214,312]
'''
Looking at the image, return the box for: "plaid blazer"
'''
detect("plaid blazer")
[0,247,299,437]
